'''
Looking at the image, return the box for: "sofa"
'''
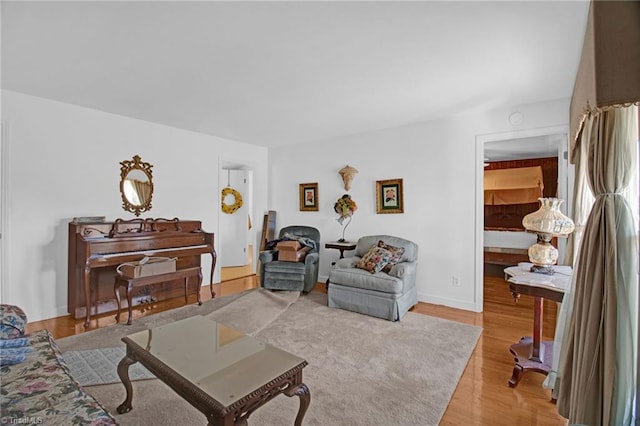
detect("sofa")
[0,304,117,425]
[327,235,418,321]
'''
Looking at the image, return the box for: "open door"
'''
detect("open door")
[220,169,249,267]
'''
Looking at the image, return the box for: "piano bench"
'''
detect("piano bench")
[114,267,203,325]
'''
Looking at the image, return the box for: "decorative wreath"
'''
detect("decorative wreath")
[221,187,243,214]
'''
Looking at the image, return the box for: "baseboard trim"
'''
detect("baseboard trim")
[417,292,480,313]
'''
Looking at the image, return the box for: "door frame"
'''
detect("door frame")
[474,125,570,312]
[218,157,257,275]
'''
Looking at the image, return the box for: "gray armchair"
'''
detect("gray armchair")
[327,235,418,321]
[259,225,321,293]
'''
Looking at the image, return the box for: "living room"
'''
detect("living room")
[1,1,587,323]
[2,1,639,425]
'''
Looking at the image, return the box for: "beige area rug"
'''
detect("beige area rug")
[60,290,300,386]
[58,289,481,426]
[62,346,155,386]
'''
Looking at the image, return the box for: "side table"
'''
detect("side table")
[325,241,357,259]
[503,264,571,389]
[325,242,357,290]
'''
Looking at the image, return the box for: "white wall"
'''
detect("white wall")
[269,98,570,311]
[1,90,269,321]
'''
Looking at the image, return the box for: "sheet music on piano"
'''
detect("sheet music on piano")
[68,218,216,327]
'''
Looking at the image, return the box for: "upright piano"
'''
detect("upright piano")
[68,218,216,327]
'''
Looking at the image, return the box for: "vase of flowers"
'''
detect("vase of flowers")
[334,194,357,242]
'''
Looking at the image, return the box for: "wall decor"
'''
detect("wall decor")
[299,182,319,211]
[119,154,154,217]
[338,165,358,191]
[376,178,404,214]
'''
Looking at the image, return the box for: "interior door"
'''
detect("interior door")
[220,169,249,267]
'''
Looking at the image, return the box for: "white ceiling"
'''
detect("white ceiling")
[2,1,590,148]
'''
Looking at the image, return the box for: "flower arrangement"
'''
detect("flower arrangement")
[334,194,357,224]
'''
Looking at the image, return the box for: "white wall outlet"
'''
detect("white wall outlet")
[452,276,460,287]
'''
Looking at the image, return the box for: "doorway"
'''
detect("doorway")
[474,125,571,312]
[219,161,255,282]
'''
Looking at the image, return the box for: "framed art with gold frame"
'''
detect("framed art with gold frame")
[299,182,319,211]
[376,178,403,214]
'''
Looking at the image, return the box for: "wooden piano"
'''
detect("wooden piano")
[68,217,216,327]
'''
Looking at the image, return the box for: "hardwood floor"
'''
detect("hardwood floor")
[220,244,255,282]
[26,273,567,425]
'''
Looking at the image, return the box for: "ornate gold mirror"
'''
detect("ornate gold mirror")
[119,155,154,216]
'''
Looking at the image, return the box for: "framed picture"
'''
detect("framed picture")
[299,182,319,211]
[376,178,404,214]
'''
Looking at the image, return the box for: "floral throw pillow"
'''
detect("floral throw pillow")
[377,240,406,273]
[356,246,393,274]
[0,304,27,339]
[0,347,32,366]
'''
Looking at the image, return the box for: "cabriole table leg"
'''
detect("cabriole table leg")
[284,382,311,426]
[116,354,137,414]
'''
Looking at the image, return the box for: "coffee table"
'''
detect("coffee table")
[116,315,310,425]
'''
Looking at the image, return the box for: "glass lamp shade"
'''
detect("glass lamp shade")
[522,198,575,235]
[522,198,575,274]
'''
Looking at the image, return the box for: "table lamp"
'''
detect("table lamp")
[522,197,575,274]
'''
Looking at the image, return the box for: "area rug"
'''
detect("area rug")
[58,289,482,426]
[62,347,155,386]
[61,289,299,386]
[205,287,299,335]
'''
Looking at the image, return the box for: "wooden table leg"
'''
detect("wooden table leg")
[508,364,525,388]
[196,269,203,305]
[284,383,311,426]
[532,296,543,361]
[117,354,137,414]
[83,264,92,328]
[114,283,122,323]
[507,296,553,387]
[184,276,189,304]
[126,282,134,325]
[209,252,217,299]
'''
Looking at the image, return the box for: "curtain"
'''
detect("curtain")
[557,105,638,425]
[132,179,151,205]
[543,117,596,395]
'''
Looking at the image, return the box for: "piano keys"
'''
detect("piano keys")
[68,218,217,327]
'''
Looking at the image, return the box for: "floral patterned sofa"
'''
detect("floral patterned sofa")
[0,305,117,425]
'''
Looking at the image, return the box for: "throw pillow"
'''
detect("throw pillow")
[356,246,392,274]
[0,337,28,348]
[377,240,406,273]
[0,347,32,366]
[0,304,27,339]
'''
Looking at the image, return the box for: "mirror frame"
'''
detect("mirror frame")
[119,154,154,217]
